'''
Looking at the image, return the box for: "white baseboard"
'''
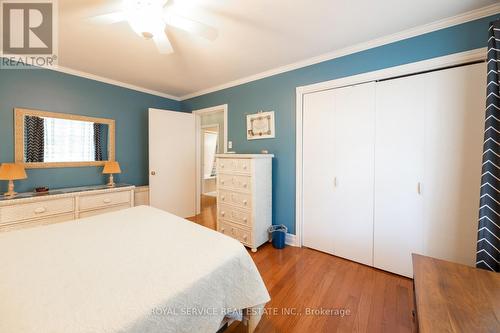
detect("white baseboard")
[286,233,300,247]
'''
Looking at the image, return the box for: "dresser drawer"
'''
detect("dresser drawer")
[0,198,75,224]
[79,191,131,211]
[218,174,252,192]
[218,190,252,209]
[218,204,252,227]
[78,204,130,219]
[0,213,75,232]
[218,220,253,246]
[217,159,251,174]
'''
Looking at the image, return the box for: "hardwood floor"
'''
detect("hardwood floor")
[189,195,416,333]
[187,194,217,229]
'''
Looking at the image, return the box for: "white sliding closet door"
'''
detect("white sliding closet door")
[303,90,336,254]
[374,76,425,278]
[302,83,375,266]
[331,83,375,266]
[422,63,485,266]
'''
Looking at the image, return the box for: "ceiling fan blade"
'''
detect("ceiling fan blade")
[87,12,126,24]
[153,31,174,54]
[166,14,218,41]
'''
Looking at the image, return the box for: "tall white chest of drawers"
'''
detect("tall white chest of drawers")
[216,154,273,252]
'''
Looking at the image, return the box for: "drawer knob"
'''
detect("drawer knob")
[221,212,225,217]
[221,228,225,234]
[103,198,112,204]
[220,164,224,168]
[221,180,225,185]
[243,200,248,205]
[221,196,225,201]
[243,235,248,241]
[34,207,46,214]
[243,183,248,188]
[243,165,247,170]
[243,217,247,222]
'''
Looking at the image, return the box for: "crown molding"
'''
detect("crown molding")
[180,3,500,100]
[50,65,181,101]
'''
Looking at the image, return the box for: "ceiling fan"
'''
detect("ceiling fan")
[88,0,218,54]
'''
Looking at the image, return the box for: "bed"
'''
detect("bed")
[0,205,270,333]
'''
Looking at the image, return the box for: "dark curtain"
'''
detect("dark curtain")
[94,123,103,161]
[476,20,500,272]
[24,116,45,163]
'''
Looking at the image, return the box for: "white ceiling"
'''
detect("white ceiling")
[59,0,498,99]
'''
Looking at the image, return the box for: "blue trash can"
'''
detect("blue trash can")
[268,225,288,249]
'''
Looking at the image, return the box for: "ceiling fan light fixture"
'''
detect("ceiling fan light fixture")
[123,0,166,38]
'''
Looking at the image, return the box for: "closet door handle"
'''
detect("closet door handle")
[334,177,338,188]
[417,182,422,195]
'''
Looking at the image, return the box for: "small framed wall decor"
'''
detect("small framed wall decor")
[247,111,275,140]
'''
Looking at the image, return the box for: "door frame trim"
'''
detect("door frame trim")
[192,104,228,214]
[295,48,486,248]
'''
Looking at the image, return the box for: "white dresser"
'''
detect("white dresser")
[0,184,135,232]
[216,154,273,252]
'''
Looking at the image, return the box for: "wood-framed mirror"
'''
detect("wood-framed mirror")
[14,108,115,169]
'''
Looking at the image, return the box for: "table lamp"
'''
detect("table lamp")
[103,161,121,187]
[0,163,27,197]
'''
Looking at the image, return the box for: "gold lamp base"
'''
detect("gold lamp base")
[4,180,17,197]
[107,174,115,187]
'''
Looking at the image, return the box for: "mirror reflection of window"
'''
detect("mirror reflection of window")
[44,118,95,162]
[24,116,109,163]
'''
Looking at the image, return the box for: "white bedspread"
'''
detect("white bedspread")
[0,206,270,333]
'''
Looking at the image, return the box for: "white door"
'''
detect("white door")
[374,76,425,278]
[149,108,196,218]
[422,63,485,266]
[303,90,336,254]
[330,83,376,266]
[302,82,375,266]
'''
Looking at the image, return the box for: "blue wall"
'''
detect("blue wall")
[182,15,500,234]
[0,69,181,193]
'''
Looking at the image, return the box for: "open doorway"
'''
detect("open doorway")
[193,105,228,215]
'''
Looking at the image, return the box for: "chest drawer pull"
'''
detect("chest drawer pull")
[243,200,248,206]
[103,198,112,204]
[221,211,226,217]
[34,207,46,214]
[243,217,248,222]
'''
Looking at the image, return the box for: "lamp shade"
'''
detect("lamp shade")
[0,163,27,180]
[102,161,121,174]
